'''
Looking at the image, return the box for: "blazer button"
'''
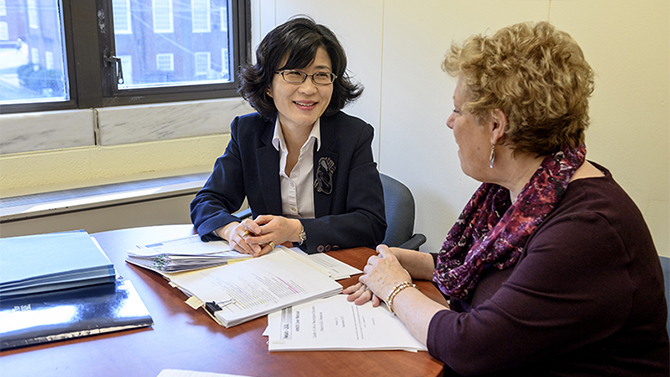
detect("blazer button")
[324,245,331,252]
[317,245,325,253]
[332,245,339,250]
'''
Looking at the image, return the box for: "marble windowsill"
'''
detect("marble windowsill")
[0,172,210,222]
[0,97,254,155]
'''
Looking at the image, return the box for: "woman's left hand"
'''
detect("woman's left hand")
[347,245,412,305]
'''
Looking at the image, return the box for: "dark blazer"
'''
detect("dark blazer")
[190,111,387,254]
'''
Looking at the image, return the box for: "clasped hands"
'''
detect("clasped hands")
[343,245,412,307]
[217,215,302,257]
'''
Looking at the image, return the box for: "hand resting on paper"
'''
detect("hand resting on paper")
[344,245,412,306]
[217,215,303,258]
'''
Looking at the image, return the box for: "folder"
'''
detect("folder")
[0,279,153,350]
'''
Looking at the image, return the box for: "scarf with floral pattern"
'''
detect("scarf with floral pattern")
[433,145,586,301]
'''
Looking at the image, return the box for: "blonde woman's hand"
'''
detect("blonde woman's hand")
[359,245,412,301]
[344,282,382,307]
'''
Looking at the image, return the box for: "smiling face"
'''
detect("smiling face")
[268,47,334,133]
[446,77,493,181]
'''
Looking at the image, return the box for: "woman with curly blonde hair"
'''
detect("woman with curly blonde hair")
[346,21,668,376]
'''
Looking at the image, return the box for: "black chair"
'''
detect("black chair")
[233,173,427,250]
[380,173,426,250]
[660,256,670,338]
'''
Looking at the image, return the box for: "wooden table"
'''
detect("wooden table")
[0,225,446,377]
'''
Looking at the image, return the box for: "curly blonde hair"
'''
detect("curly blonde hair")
[443,21,595,156]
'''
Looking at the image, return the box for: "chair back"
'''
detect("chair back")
[380,173,425,249]
[660,256,670,338]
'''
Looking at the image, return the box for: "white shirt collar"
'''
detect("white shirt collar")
[272,118,322,152]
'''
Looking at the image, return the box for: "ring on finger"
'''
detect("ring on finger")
[242,230,251,237]
[269,241,276,249]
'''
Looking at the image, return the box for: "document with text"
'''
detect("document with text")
[266,294,426,352]
[168,248,342,327]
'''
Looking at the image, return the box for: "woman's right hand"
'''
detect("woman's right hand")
[217,219,263,256]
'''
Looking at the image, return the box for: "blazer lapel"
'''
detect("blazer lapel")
[256,120,283,215]
[313,117,338,218]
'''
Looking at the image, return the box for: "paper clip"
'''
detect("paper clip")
[205,298,236,314]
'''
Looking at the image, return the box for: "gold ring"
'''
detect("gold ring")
[269,241,276,249]
[242,230,251,237]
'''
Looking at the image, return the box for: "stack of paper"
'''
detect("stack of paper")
[168,248,343,328]
[266,294,427,352]
[126,235,250,273]
[0,230,116,297]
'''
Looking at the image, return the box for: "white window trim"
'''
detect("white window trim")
[0,0,7,16]
[221,48,229,78]
[45,51,54,70]
[0,22,8,41]
[220,6,228,32]
[112,0,133,34]
[191,0,211,33]
[27,0,39,29]
[152,0,174,33]
[194,52,211,76]
[156,53,174,71]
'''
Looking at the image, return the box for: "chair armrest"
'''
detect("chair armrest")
[398,233,427,251]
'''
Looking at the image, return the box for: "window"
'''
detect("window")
[112,0,132,34]
[192,0,211,33]
[194,52,211,76]
[152,0,174,33]
[1,0,251,114]
[45,51,54,70]
[0,0,6,16]
[119,55,133,85]
[220,6,228,32]
[221,48,229,79]
[0,22,7,40]
[156,53,174,71]
[27,0,39,29]
[31,48,39,64]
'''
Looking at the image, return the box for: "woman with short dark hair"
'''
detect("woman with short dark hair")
[191,16,386,256]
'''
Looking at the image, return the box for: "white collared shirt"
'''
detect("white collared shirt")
[272,119,321,219]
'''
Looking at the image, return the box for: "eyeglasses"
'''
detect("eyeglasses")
[276,70,337,85]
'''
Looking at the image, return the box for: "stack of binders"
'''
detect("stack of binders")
[0,230,116,297]
[0,230,153,350]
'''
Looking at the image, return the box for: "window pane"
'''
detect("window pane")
[113,0,233,90]
[0,0,69,105]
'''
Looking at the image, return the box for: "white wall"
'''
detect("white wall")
[257,0,670,255]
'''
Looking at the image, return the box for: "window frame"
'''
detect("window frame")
[1,0,251,114]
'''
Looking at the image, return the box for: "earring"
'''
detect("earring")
[489,144,495,169]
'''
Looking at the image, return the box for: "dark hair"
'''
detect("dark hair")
[238,16,363,120]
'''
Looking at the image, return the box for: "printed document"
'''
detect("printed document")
[266,294,426,352]
[168,248,342,327]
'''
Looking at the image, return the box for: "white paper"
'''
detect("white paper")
[306,253,362,280]
[157,370,250,377]
[288,246,362,280]
[131,235,237,257]
[266,294,426,352]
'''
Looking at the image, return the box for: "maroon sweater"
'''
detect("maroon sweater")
[428,164,669,376]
